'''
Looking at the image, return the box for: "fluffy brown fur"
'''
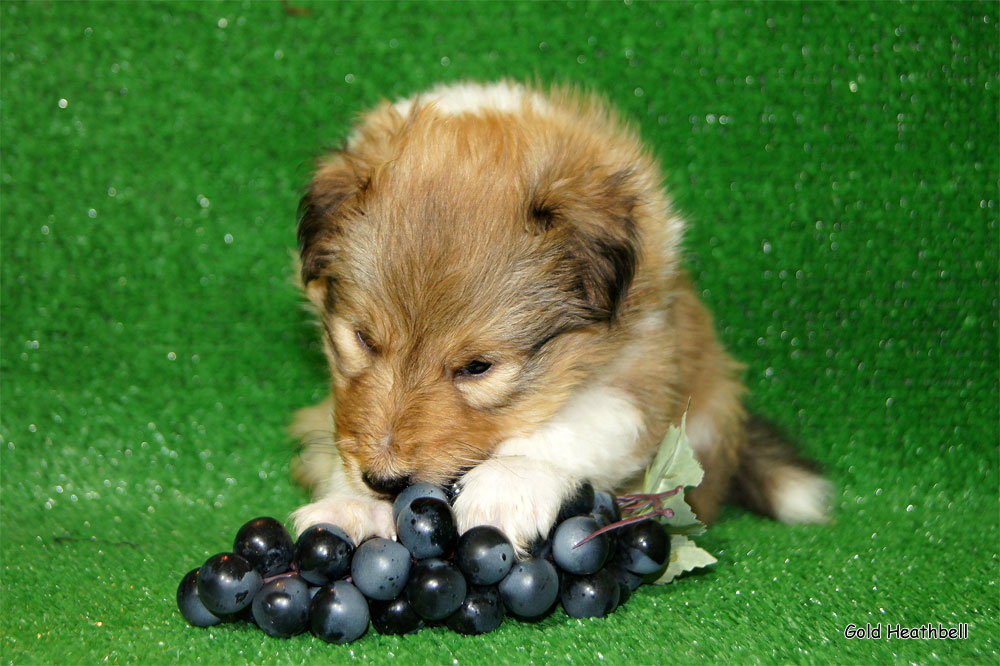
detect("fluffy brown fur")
[289,81,829,549]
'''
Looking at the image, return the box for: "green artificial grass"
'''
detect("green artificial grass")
[2,1,997,664]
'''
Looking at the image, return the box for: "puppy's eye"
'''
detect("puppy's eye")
[356,329,376,353]
[457,360,493,378]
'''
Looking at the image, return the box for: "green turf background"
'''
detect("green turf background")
[2,1,997,664]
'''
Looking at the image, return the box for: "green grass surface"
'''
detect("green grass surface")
[2,1,997,664]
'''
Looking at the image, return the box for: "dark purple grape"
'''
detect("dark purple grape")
[552,516,610,575]
[251,575,310,638]
[560,569,620,619]
[405,558,467,621]
[445,585,505,635]
[607,556,644,592]
[310,581,370,644]
[196,552,262,615]
[615,578,631,606]
[443,477,462,503]
[525,482,596,560]
[554,481,595,524]
[525,534,553,560]
[368,594,425,635]
[392,483,449,522]
[498,558,559,618]
[176,568,222,627]
[233,517,295,577]
[455,525,515,585]
[607,563,641,606]
[293,523,355,586]
[616,520,670,574]
[395,497,458,559]
[350,537,411,601]
[591,491,621,526]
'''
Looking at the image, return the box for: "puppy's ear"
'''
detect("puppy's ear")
[298,102,413,306]
[297,154,368,306]
[529,167,641,323]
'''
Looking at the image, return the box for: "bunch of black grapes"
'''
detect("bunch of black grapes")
[176,482,670,642]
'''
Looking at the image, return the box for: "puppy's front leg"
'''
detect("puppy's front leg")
[453,386,649,555]
[290,452,395,546]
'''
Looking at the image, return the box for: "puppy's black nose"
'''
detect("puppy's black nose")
[361,471,410,497]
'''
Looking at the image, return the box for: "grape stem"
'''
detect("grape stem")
[571,485,683,549]
[262,563,300,585]
[615,485,683,507]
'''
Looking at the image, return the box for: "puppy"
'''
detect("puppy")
[288,81,830,553]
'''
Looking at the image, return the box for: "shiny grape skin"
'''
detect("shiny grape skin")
[442,477,463,504]
[392,483,450,522]
[526,482,596,559]
[607,556,644,595]
[554,481,596,525]
[455,525,515,585]
[552,516,610,575]
[497,558,559,618]
[606,560,642,606]
[616,520,671,575]
[405,558,467,621]
[445,585,505,635]
[591,491,622,526]
[395,497,458,559]
[176,568,222,627]
[350,537,411,601]
[196,552,263,616]
[559,569,621,619]
[310,581,370,644]
[233,516,295,577]
[293,523,356,586]
[251,575,311,638]
[368,594,425,635]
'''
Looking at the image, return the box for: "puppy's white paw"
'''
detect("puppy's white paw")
[453,456,574,556]
[290,494,395,546]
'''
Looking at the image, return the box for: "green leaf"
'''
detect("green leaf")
[643,410,704,494]
[651,534,718,585]
[660,491,706,535]
[639,407,714,573]
[642,409,707,534]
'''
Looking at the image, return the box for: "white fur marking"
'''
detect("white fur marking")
[392,81,549,118]
[452,385,647,552]
[493,385,647,488]
[771,468,832,524]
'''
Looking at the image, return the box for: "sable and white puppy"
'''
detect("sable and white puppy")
[289,81,830,552]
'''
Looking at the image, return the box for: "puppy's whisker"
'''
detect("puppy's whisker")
[451,442,500,471]
[479,453,549,480]
[451,445,527,478]
[452,455,483,464]
[292,427,331,438]
[293,430,356,462]
[452,439,493,458]
[292,428,336,442]
[298,434,344,449]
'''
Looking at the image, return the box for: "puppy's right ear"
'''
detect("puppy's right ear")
[297,154,368,306]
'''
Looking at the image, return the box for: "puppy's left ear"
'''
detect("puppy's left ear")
[529,166,642,323]
[297,154,368,306]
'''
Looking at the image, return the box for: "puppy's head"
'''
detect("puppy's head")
[297,89,672,495]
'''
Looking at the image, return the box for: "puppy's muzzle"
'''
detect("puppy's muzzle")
[361,471,411,497]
